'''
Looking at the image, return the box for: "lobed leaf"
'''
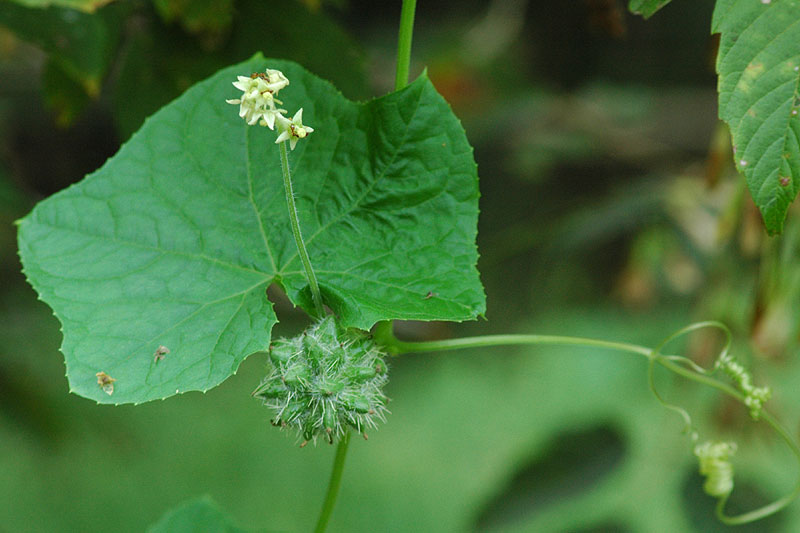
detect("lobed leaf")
[714,0,800,234]
[17,56,485,405]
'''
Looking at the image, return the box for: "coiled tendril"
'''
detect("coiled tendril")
[694,441,737,498]
[647,321,800,525]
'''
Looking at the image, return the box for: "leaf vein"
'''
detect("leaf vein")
[34,220,269,277]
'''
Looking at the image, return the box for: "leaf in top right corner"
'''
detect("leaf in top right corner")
[714,0,800,235]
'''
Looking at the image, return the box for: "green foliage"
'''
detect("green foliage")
[146,496,246,533]
[152,0,234,39]
[7,0,800,530]
[628,0,673,18]
[3,0,113,12]
[2,295,796,532]
[0,1,127,96]
[0,0,366,132]
[714,0,800,235]
[0,174,29,263]
[112,0,368,137]
[42,59,92,127]
[17,57,484,405]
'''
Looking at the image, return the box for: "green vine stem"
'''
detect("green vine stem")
[314,432,351,533]
[373,321,800,524]
[395,0,418,91]
[374,324,653,358]
[279,141,325,318]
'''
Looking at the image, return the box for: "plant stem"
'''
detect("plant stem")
[279,141,324,318]
[395,0,418,91]
[380,332,653,358]
[314,432,351,533]
[377,330,745,400]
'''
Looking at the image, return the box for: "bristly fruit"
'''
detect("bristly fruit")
[253,316,389,446]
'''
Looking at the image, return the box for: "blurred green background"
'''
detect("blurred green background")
[3,0,800,531]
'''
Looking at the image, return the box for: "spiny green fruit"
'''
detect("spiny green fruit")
[253,316,389,446]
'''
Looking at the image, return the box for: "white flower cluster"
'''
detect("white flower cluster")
[226,69,288,128]
[226,68,314,150]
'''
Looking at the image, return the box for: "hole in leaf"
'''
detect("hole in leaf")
[474,424,626,531]
[681,470,783,533]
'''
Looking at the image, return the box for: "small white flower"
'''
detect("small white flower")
[259,107,287,130]
[275,108,315,150]
[226,70,290,129]
[264,69,290,93]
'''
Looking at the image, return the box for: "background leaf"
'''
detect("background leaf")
[17,56,484,405]
[111,0,368,138]
[714,0,800,234]
[3,0,113,12]
[151,0,234,41]
[0,0,366,133]
[41,58,92,127]
[0,1,127,96]
[146,496,247,533]
[628,0,673,18]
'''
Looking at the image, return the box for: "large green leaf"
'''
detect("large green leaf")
[628,0,673,18]
[714,0,800,235]
[147,496,246,533]
[17,56,485,405]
